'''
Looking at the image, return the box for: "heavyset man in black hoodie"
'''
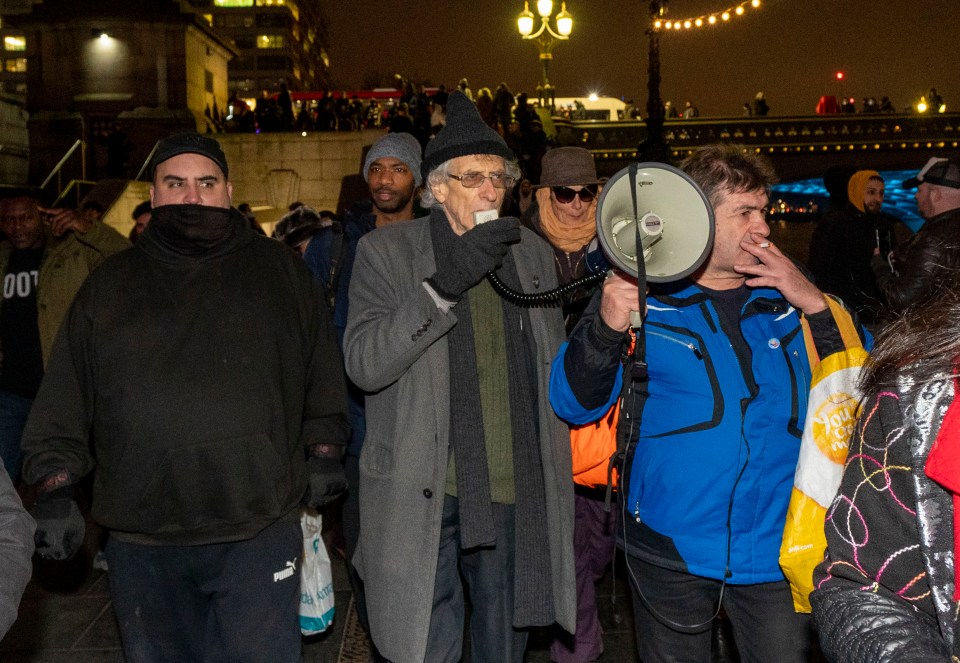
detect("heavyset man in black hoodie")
[20,133,350,663]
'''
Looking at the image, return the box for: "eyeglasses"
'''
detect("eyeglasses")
[448,172,517,189]
[551,185,598,204]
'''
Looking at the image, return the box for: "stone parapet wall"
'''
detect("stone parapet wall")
[218,130,380,226]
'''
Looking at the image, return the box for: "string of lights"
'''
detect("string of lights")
[654,0,762,31]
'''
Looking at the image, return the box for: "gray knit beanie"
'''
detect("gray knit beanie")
[363,132,424,186]
[420,91,515,181]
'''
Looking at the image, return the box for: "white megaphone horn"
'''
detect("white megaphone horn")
[596,162,715,283]
[595,162,715,327]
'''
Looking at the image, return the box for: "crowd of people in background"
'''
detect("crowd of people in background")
[204,72,950,140]
[3,68,960,663]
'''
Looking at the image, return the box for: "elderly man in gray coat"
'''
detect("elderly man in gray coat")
[0,463,33,638]
[343,91,576,663]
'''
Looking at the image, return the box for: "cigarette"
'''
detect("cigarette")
[758,242,770,248]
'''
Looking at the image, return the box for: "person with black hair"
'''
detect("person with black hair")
[812,274,960,662]
[0,193,127,482]
[128,200,151,243]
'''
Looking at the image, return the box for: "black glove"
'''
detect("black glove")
[30,485,85,561]
[427,216,521,300]
[303,455,347,509]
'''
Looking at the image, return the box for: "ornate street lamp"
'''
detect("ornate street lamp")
[517,0,573,110]
[639,0,670,163]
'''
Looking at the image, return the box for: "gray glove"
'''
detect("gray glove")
[427,216,521,300]
[31,485,85,561]
[303,453,347,509]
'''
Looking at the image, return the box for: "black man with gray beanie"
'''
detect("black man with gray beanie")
[343,91,576,662]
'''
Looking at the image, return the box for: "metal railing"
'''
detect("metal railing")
[39,139,86,194]
[51,179,97,208]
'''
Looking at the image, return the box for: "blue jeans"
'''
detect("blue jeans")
[106,518,303,663]
[0,390,33,483]
[627,555,813,663]
[423,495,528,663]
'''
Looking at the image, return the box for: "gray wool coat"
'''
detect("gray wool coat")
[343,215,576,663]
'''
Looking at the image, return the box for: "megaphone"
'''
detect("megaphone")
[486,162,714,311]
[596,162,715,283]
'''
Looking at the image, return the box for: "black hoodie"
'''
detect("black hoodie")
[22,205,349,545]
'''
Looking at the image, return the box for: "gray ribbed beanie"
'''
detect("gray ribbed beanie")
[363,132,423,186]
[420,91,515,181]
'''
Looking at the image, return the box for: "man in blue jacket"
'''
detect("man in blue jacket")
[550,144,868,662]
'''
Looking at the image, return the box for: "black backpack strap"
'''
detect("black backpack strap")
[325,222,345,312]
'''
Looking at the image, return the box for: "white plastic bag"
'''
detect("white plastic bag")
[299,507,335,635]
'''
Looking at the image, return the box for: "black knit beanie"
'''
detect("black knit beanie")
[420,91,515,182]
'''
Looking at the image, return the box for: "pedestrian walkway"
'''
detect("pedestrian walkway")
[0,539,639,662]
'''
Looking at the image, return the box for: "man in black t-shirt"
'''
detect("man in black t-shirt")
[0,194,128,481]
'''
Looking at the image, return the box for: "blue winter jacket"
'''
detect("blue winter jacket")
[550,281,870,584]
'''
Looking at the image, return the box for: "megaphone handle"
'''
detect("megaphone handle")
[629,163,648,332]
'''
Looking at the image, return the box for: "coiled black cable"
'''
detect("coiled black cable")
[485,270,607,308]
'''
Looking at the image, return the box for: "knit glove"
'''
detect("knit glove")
[302,445,347,509]
[426,216,521,300]
[31,485,85,561]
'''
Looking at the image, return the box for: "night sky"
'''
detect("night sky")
[325,0,960,117]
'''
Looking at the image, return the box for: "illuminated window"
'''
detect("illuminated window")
[4,58,27,73]
[202,14,213,26]
[214,0,253,6]
[4,35,25,51]
[255,0,286,6]
[257,34,285,49]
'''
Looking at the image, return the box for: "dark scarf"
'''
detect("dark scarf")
[429,208,555,626]
[145,205,250,259]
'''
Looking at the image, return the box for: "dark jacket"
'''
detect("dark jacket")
[302,198,377,458]
[0,220,129,365]
[22,206,349,545]
[874,207,960,312]
[812,370,958,662]
[808,207,911,324]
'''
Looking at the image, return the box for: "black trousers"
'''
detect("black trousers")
[627,554,813,663]
[106,518,302,663]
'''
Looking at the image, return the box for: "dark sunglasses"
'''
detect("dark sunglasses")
[552,184,598,204]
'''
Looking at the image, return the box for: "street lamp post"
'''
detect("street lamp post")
[639,0,670,163]
[517,0,573,110]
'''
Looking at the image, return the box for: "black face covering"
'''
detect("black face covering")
[148,204,241,256]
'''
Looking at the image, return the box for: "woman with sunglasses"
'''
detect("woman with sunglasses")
[522,146,613,663]
[521,147,602,333]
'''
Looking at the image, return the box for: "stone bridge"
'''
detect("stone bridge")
[553,112,960,180]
